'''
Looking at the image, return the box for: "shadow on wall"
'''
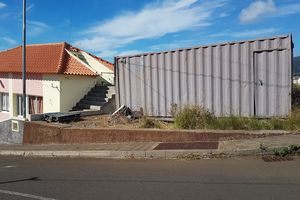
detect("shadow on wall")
[0,119,24,144]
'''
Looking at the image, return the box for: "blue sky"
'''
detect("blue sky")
[0,0,300,61]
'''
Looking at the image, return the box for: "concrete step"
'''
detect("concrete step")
[71,107,82,111]
[94,86,115,93]
[87,91,107,97]
[92,88,108,93]
[87,91,115,99]
[76,103,102,110]
[81,99,107,106]
[91,89,115,96]
[71,85,115,111]
[85,96,108,102]
[95,85,115,89]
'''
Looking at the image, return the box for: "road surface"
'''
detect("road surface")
[0,156,299,200]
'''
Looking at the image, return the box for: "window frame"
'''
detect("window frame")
[0,93,9,112]
[28,95,43,114]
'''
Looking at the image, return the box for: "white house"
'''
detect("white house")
[0,42,114,122]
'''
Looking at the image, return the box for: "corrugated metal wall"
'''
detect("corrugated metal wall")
[115,35,293,117]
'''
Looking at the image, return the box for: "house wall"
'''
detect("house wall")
[0,73,97,121]
[0,73,9,93]
[0,112,10,122]
[42,75,61,113]
[82,52,114,85]
[58,75,97,111]
[0,73,10,121]
[0,73,44,121]
[293,77,300,85]
[11,74,43,96]
[11,74,43,118]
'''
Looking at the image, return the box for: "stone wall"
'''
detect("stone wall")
[0,119,24,144]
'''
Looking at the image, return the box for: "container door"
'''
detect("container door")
[254,49,291,117]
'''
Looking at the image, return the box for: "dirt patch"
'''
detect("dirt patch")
[67,115,141,129]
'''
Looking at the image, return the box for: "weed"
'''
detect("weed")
[174,105,300,131]
[283,109,300,131]
[246,118,263,130]
[269,118,282,129]
[272,145,300,157]
[289,144,300,151]
[139,117,163,129]
[174,106,214,129]
[169,103,178,117]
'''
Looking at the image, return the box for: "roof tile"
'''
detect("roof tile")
[0,42,109,76]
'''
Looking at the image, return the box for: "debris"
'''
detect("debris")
[131,110,143,119]
[111,105,131,119]
[111,105,143,120]
[44,112,81,123]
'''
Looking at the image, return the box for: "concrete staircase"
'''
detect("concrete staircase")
[72,85,115,111]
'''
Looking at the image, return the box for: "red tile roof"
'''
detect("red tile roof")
[0,42,112,76]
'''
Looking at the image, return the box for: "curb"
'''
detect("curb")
[0,150,219,159]
[0,148,295,160]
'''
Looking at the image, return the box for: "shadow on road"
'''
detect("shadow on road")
[0,177,40,185]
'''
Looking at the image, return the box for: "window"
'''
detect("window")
[0,93,9,112]
[29,96,43,114]
[16,94,23,116]
[16,95,43,116]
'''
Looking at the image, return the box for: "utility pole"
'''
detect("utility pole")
[22,0,26,119]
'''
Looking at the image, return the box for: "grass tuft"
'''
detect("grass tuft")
[174,106,300,131]
[174,106,214,129]
[139,117,165,129]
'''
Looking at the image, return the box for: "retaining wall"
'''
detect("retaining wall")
[23,121,281,145]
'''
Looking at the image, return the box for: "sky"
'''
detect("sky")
[0,0,300,61]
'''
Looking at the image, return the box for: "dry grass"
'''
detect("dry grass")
[63,108,300,131]
[174,106,300,131]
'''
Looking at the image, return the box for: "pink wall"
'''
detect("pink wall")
[0,73,9,93]
[0,112,10,122]
[12,73,43,96]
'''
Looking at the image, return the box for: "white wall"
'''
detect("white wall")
[293,77,300,85]
[59,75,97,111]
[81,52,114,85]
[0,73,98,120]
[42,75,61,113]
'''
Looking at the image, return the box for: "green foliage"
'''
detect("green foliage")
[283,109,300,130]
[289,144,300,151]
[174,106,300,130]
[139,106,300,131]
[269,118,284,130]
[174,106,214,129]
[209,116,248,130]
[272,145,300,157]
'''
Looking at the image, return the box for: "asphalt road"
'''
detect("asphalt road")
[0,156,299,200]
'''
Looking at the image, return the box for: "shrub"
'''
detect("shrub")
[269,118,285,130]
[174,105,300,130]
[283,109,300,131]
[174,106,214,129]
[139,117,163,129]
[211,116,251,130]
[245,118,264,130]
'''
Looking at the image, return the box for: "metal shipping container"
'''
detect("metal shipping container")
[115,35,293,117]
